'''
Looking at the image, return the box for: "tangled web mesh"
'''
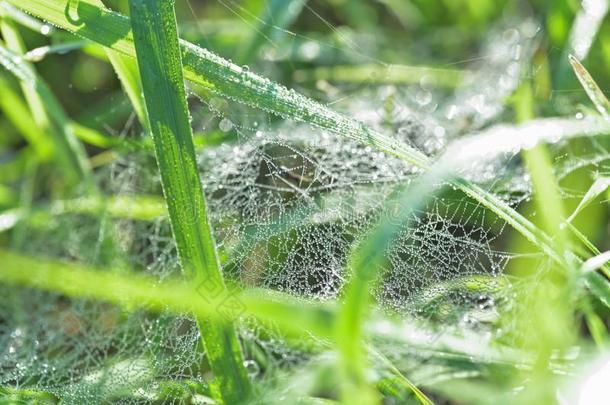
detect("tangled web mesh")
[2,7,609,404]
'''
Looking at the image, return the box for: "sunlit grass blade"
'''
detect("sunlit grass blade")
[512,82,582,402]
[23,40,86,61]
[0,248,531,376]
[569,54,610,120]
[566,2,609,61]
[581,251,610,273]
[0,386,57,404]
[127,0,251,402]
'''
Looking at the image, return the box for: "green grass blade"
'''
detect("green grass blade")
[0,75,52,159]
[522,145,569,253]
[0,386,57,404]
[336,167,450,405]
[0,1,53,35]
[0,249,336,339]
[371,348,434,405]
[23,40,86,61]
[581,250,610,274]
[293,64,469,88]
[0,20,92,190]
[567,177,610,223]
[127,0,251,402]
[0,194,166,234]
[103,49,148,128]
[569,54,610,120]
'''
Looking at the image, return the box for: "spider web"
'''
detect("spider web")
[1,1,609,403]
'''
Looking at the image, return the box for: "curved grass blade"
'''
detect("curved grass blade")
[103,50,147,128]
[522,143,570,257]
[337,166,449,405]
[127,0,251,402]
[581,250,610,274]
[336,112,610,403]
[567,176,610,223]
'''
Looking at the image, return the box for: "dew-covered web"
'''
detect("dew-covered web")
[2,1,610,403]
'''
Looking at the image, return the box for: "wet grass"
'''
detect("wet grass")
[1,1,610,404]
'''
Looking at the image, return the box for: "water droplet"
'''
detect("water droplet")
[40,25,52,35]
[219,118,233,132]
[243,360,260,377]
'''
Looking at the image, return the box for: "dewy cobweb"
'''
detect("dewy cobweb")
[1,7,609,404]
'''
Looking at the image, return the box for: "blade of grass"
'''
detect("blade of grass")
[512,82,588,402]
[23,40,86,61]
[569,54,610,120]
[0,249,336,339]
[370,348,434,405]
[0,194,167,234]
[127,0,251,402]
[0,1,53,35]
[0,75,52,159]
[0,20,92,190]
[582,251,610,274]
[0,80,126,151]
[293,64,469,88]
[0,249,530,373]
[337,165,451,405]
[567,176,610,223]
[103,50,147,128]
[514,84,570,254]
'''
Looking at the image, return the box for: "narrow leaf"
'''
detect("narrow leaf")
[567,177,610,223]
[127,0,251,401]
[0,20,92,189]
[569,54,610,120]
